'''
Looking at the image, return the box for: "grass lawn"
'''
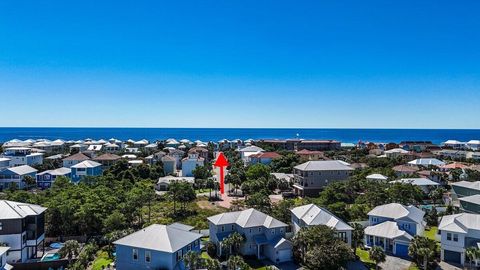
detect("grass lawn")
[196,188,211,194]
[201,251,211,259]
[408,264,420,270]
[356,248,376,270]
[91,251,113,270]
[424,226,438,241]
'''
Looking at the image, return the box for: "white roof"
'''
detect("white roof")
[384,148,409,154]
[408,158,445,166]
[368,203,425,224]
[452,181,480,191]
[157,176,194,184]
[444,140,463,145]
[180,139,191,144]
[439,213,480,233]
[0,200,46,219]
[208,208,287,229]
[390,178,439,186]
[291,204,352,231]
[468,140,480,145]
[365,221,413,241]
[4,165,37,175]
[134,139,149,145]
[72,160,101,168]
[113,224,202,253]
[366,174,388,180]
[37,167,71,176]
[294,160,353,171]
[238,146,265,153]
[128,160,143,164]
[0,157,11,162]
[0,246,9,257]
[122,154,137,159]
[459,194,480,205]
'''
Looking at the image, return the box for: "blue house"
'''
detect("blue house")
[114,224,202,270]
[36,167,71,189]
[0,165,37,190]
[70,160,102,182]
[364,203,425,257]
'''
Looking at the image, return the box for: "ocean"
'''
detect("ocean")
[0,127,479,145]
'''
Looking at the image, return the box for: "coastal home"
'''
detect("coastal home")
[69,144,88,153]
[165,139,180,148]
[436,150,468,160]
[144,143,159,153]
[188,147,209,161]
[0,158,10,170]
[295,149,324,161]
[384,148,409,158]
[155,176,194,191]
[443,140,466,150]
[161,155,176,176]
[399,141,435,152]
[114,224,202,270]
[168,149,185,170]
[392,164,419,177]
[451,181,480,210]
[439,162,468,172]
[389,178,440,194]
[181,152,204,177]
[249,152,282,165]
[0,200,46,263]
[145,151,167,165]
[467,140,480,151]
[0,165,37,190]
[291,204,353,245]
[408,158,445,167]
[364,203,425,257]
[458,195,480,214]
[36,167,71,189]
[1,147,43,167]
[133,139,149,148]
[293,160,354,197]
[104,142,121,153]
[93,153,121,168]
[62,152,90,168]
[238,146,265,163]
[257,139,341,151]
[208,208,293,263]
[70,160,102,182]
[438,213,480,265]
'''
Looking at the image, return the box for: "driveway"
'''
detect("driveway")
[436,261,462,270]
[378,256,412,270]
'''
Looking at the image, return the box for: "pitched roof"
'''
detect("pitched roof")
[439,213,480,233]
[37,167,71,176]
[113,224,202,252]
[452,181,480,191]
[366,174,388,180]
[93,153,121,161]
[63,152,90,161]
[392,164,419,172]
[390,178,440,186]
[294,160,353,171]
[291,204,353,231]
[250,152,282,159]
[5,165,37,175]
[208,208,287,229]
[71,160,102,168]
[408,158,445,167]
[368,203,425,224]
[238,146,265,153]
[459,194,480,205]
[365,221,413,241]
[296,149,324,155]
[441,162,468,169]
[0,200,46,219]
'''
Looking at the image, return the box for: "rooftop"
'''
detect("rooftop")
[294,160,353,171]
[0,200,47,219]
[368,203,424,224]
[208,208,287,229]
[291,204,352,231]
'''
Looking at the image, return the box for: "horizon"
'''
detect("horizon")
[1,0,479,128]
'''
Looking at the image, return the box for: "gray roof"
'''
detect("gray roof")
[0,200,47,219]
[366,174,389,180]
[168,222,195,231]
[439,213,480,233]
[5,165,37,175]
[390,178,439,186]
[238,146,264,153]
[294,160,353,171]
[365,221,413,241]
[113,224,202,253]
[452,181,480,191]
[37,167,71,176]
[291,204,353,231]
[459,194,480,205]
[208,208,287,229]
[71,160,101,168]
[408,158,445,166]
[368,203,425,224]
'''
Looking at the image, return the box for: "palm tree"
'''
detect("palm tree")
[352,223,364,256]
[417,247,434,270]
[369,246,386,270]
[23,175,36,189]
[205,258,222,270]
[466,247,479,270]
[183,251,200,270]
[227,255,245,270]
[228,232,245,255]
[59,240,80,265]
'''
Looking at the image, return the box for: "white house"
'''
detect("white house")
[438,213,480,265]
[181,153,204,177]
[384,148,409,158]
[408,158,445,167]
[444,140,466,150]
[467,140,480,151]
[1,147,43,167]
[291,204,353,245]
[389,178,440,193]
[238,146,265,163]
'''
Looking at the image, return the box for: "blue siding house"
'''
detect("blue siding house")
[70,160,102,182]
[364,203,425,257]
[36,167,71,189]
[114,224,202,270]
[0,165,37,190]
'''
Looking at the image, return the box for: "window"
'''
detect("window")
[145,250,151,263]
[249,228,252,233]
[221,225,225,232]
[271,229,275,234]
[23,234,26,245]
[280,228,284,233]
[176,250,183,261]
[231,225,234,231]
[453,234,458,242]
[258,227,262,232]
[337,232,347,242]
[187,244,191,251]
[447,233,452,241]
[132,249,138,260]
[0,222,2,231]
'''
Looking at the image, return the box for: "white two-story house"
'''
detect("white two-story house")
[1,147,43,167]
[291,204,353,245]
[208,208,293,264]
[438,213,480,266]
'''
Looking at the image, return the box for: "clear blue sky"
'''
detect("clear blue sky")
[1,0,479,128]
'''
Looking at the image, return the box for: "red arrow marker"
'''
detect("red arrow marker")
[214,152,229,194]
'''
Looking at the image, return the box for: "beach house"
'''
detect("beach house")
[0,165,37,190]
[36,167,71,189]
[1,147,43,167]
[71,160,102,182]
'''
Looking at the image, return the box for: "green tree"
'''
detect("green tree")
[23,175,36,189]
[103,210,127,233]
[369,246,386,270]
[352,223,364,256]
[465,247,480,270]
[205,258,222,270]
[59,240,80,265]
[246,164,270,180]
[245,192,271,213]
[227,255,250,270]
[183,251,201,270]
[408,236,437,269]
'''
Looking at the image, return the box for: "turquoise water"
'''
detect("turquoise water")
[1,127,480,144]
[41,253,61,261]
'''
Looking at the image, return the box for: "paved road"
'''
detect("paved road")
[379,256,412,270]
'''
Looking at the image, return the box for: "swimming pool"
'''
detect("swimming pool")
[41,253,61,262]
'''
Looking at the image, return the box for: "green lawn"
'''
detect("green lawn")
[201,251,211,259]
[424,226,438,241]
[356,248,376,270]
[92,251,113,270]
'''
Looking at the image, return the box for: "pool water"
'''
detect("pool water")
[41,253,61,261]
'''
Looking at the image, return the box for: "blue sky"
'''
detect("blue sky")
[0,0,479,128]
